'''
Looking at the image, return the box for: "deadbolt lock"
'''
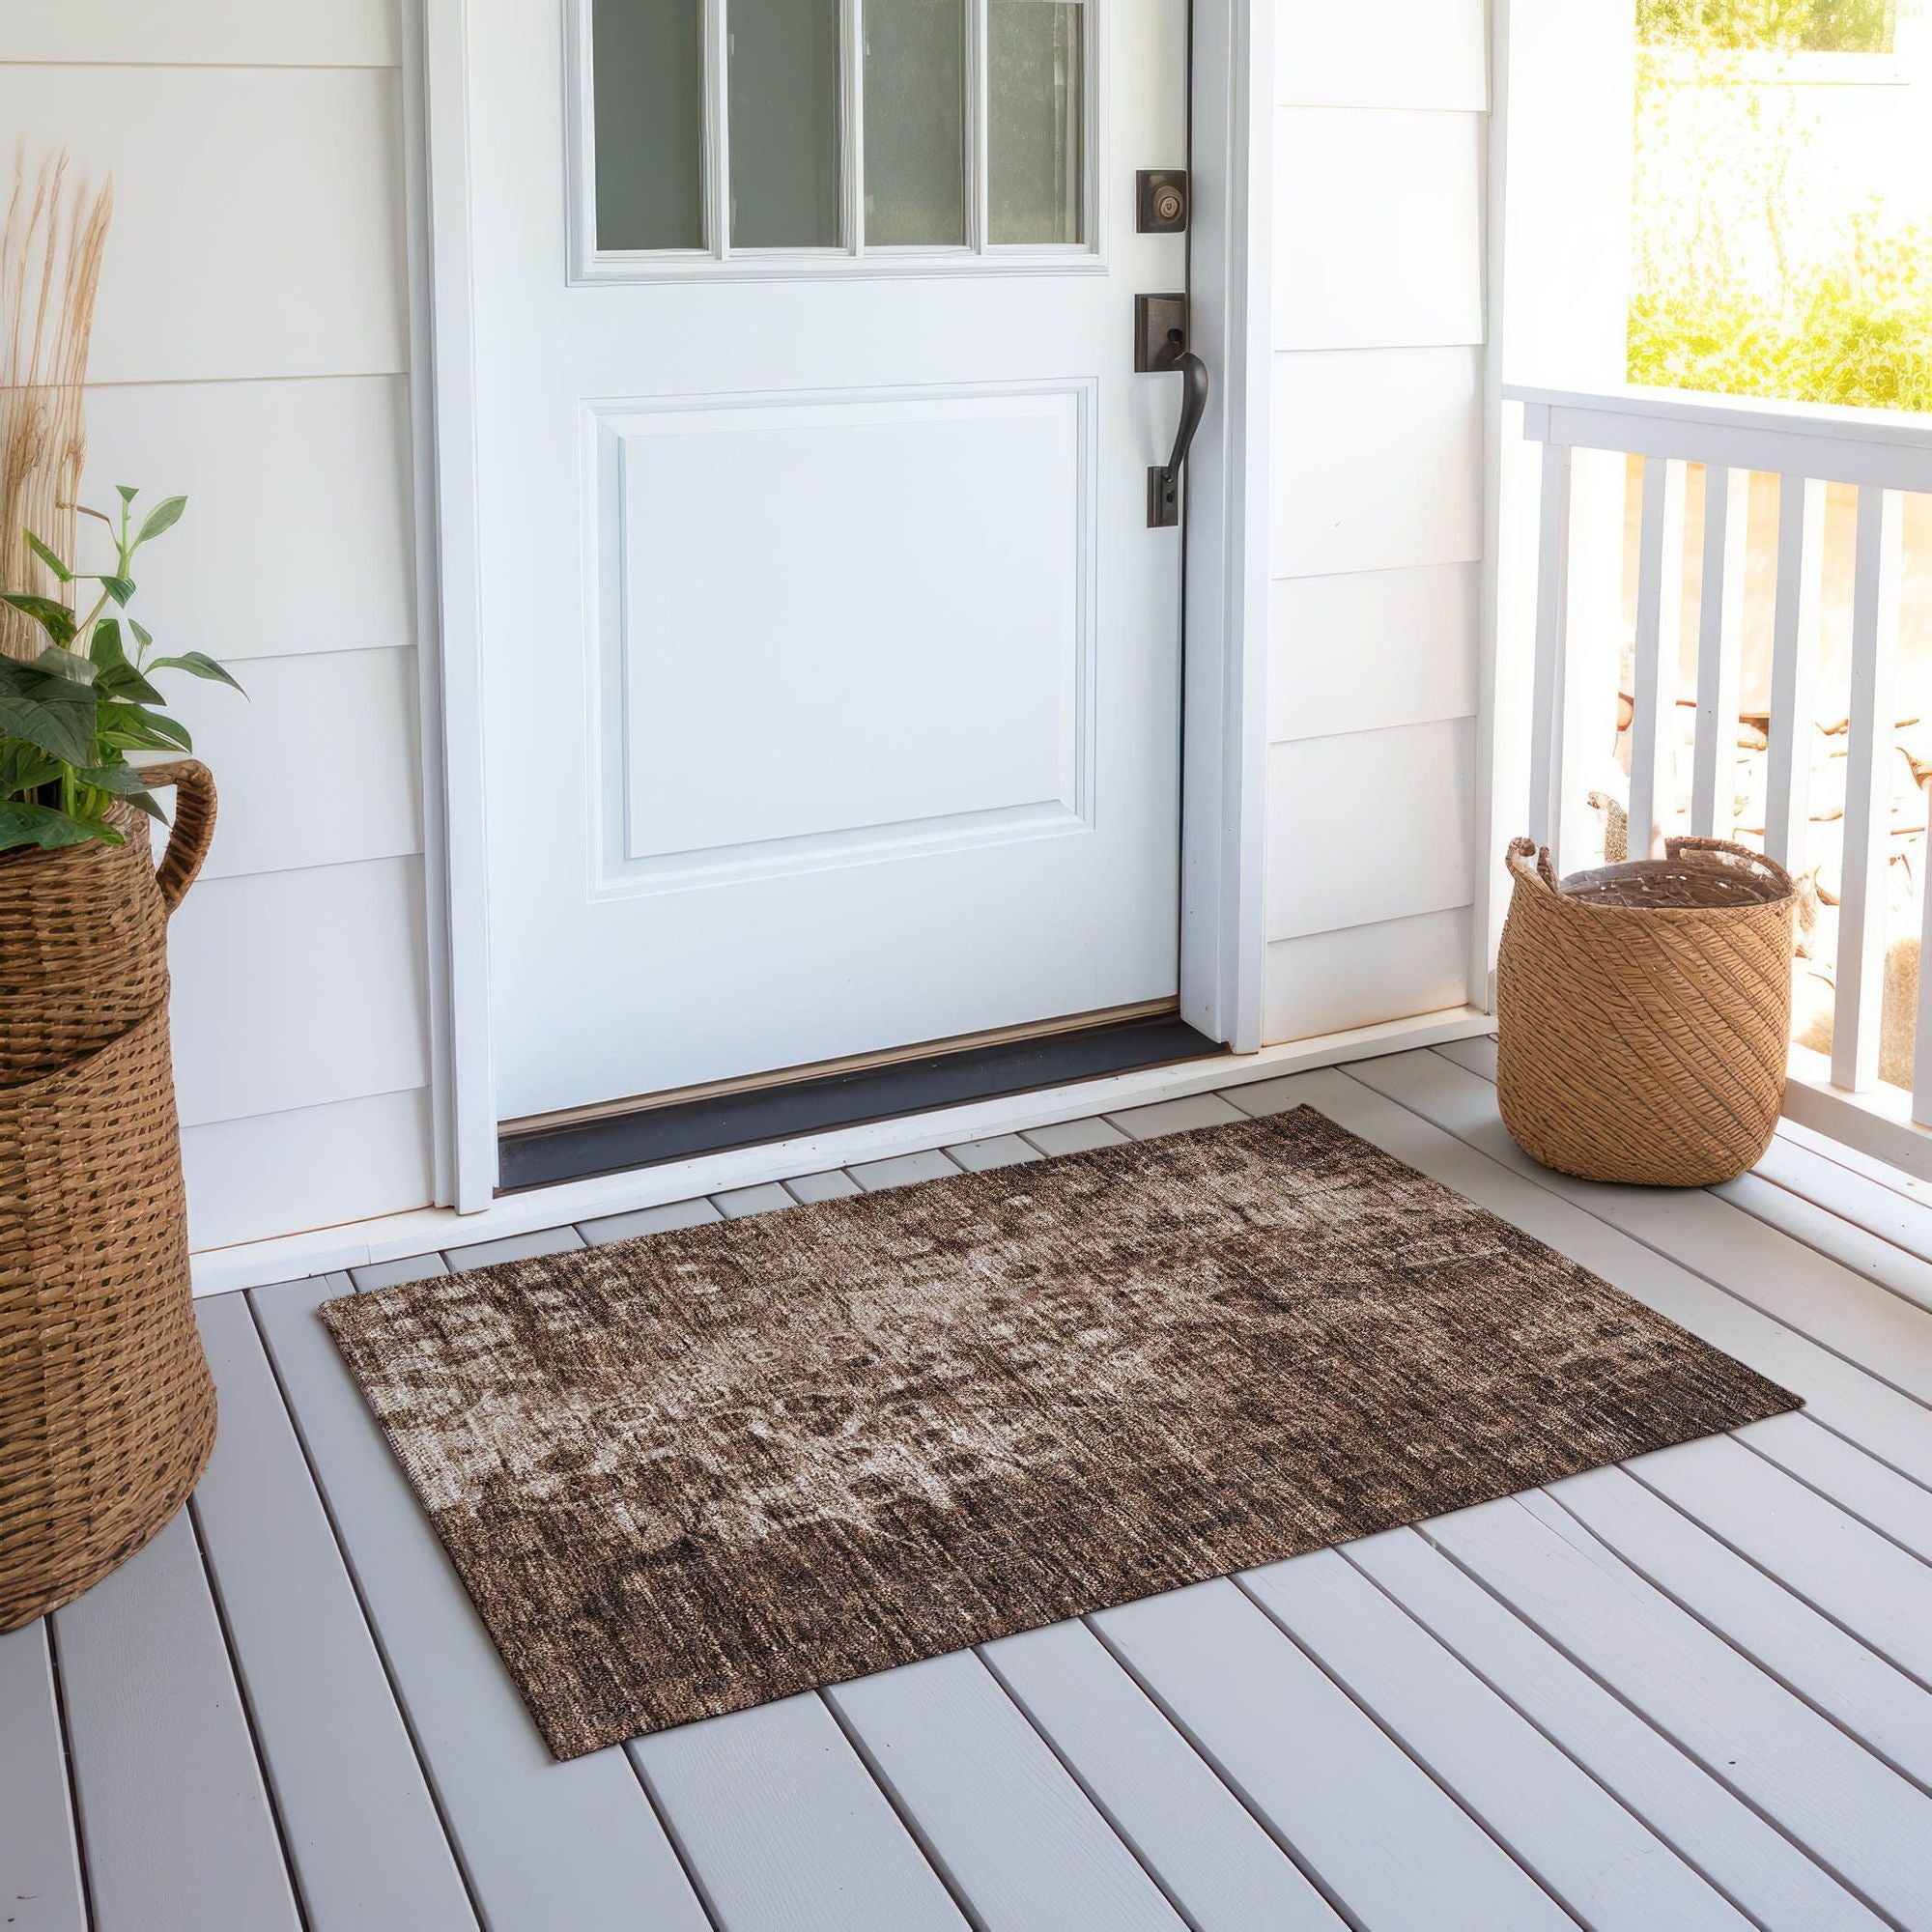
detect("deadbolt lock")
[1137,170,1188,234]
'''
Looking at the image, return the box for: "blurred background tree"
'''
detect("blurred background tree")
[1628,0,1931,408]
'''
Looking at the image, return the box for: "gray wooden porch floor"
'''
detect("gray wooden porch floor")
[8,1040,1932,1932]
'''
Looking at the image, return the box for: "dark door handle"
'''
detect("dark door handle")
[1149,348,1208,527]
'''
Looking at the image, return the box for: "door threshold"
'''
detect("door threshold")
[497,1011,1225,1194]
[188,1009,1499,1297]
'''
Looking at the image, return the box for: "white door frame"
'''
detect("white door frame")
[407,0,1275,1211]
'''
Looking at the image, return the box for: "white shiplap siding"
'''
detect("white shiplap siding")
[1264,0,1490,1042]
[2,23,438,1247]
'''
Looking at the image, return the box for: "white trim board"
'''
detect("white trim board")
[187,1004,1492,1296]
[412,0,1274,1209]
[1782,1044,1932,1185]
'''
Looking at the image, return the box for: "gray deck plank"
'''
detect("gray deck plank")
[825,1649,1184,1931]
[1619,1435,1932,1685]
[1738,1127,1932,1279]
[251,1272,709,1932]
[352,1250,450,1292]
[578,1197,723,1244]
[1545,1463,1932,1784]
[1428,1032,1502,1080]
[1349,1523,1882,1932]
[1092,1577,1571,1931]
[943,1133,1042,1172]
[1020,1116,1127,1155]
[1276,1063,1932,1487]
[1432,1495,1932,1928]
[1719,1172,1932,1319]
[193,1290,477,1929]
[440,1225,585,1270]
[1416,1042,1932,1389]
[1242,1546,1750,1929]
[980,1618,1347,1932]
[710,1182,795,1218]
[1744,1414,1932,1562]
[631,1692,966,1932]
[783,1169,862,1203]
[1369,1053,1932,1405]
[53,1509,300,1932]
[0,1620,86,1932]
[847,1149,961,1192]
[1103,1093,1247,1140]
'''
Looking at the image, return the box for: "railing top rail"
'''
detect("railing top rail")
[1505,384,1932,491]
[1505,383,1932,450]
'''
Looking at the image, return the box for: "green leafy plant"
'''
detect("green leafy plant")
[0,488,242,855]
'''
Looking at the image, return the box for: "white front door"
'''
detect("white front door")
[469,0,1192,1122]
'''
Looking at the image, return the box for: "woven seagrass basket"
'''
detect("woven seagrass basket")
[1,760,219,1630]
[1495,834,1798,1187]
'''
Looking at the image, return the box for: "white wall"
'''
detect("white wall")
[1261,0,1491,1042]
[0,9,439,1248]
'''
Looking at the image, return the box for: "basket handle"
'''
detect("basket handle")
[1505,836,1560,894]
[141,758,217,915]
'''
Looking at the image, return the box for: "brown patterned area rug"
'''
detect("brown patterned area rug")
[322,1107,1800,1760]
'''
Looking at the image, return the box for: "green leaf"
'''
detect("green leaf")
[0,592,77,647]
[0,743,61,796]
[88,620,164,705]
[114,484,138,506]
[152,650,244,694]
[133,496,186,546]
[0,655,97,764]
[0,801,121,854]
[77,759,142,793]
[98,575,136,607]
[31,643,99,686]
[77,768,166,820]
[23,531,71,582]
[96,701,190,754]
[129,619,154,652]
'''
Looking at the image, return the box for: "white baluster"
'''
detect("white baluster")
[1915,800,1932,1125]
[1527,439,1573,864]
[1630,456,1686,860]
[1690,468,1749,839]
[1834,488,1905,1092]
[1766,473,1826,873]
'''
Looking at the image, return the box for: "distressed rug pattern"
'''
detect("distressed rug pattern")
[322,1107,1800,1759]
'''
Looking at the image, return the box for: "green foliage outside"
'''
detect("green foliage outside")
[1630,214,1932,410]
[1638,0,1893,53]
[1628,0,1931,411]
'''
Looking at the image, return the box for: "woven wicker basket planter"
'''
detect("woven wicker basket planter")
[1495,834,1798,1188]
[1,761,219,1631]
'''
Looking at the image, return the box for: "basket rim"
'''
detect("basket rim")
[1507,836,1798,920]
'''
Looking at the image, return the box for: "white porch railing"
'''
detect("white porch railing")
[1505,383,1932,1175]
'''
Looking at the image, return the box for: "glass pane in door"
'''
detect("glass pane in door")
[592,0,705,250]
[729,0,843,247]
[864,0,968,246]
[988,0,1084,245]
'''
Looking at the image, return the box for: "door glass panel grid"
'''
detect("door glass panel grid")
[571,0,1099,276]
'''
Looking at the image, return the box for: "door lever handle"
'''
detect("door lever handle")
[1148,343,1208,527]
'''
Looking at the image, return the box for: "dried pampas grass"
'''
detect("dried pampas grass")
[1,149,112,661]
